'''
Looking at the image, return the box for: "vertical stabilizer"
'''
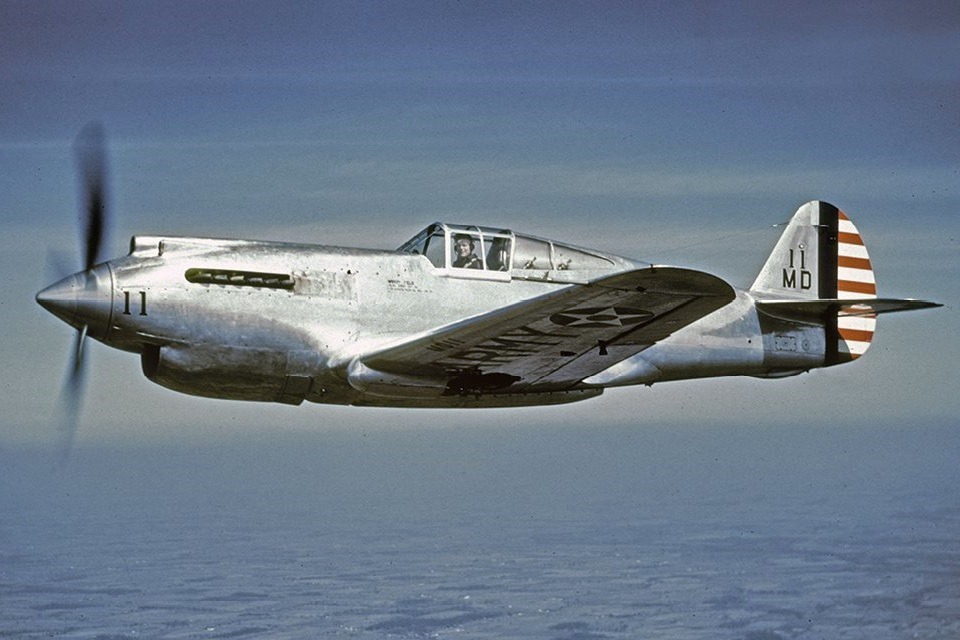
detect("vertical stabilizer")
[752,201,877,364]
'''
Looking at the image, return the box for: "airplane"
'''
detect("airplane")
[37,124,940,433]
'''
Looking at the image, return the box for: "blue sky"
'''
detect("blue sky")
[1,1,956,445]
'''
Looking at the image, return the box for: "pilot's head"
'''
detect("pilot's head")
[454,234,475,257]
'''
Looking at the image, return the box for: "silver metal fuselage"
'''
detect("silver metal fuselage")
[38,232,820,408]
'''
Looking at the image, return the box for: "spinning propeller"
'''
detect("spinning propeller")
[37,122,112,460]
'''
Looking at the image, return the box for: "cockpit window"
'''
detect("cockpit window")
[422,227,447,268]
[486,235,512,271]
[515,235,616,270]
[452,232,483,269]
[552,243,616,270]
[398,223,615,273]
[513,235,551,270]
[399,223,513,271]
[398,224,445,268]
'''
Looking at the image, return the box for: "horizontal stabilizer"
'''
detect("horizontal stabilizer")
[757,298,942,322]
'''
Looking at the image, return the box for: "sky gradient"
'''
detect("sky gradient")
[1,1,957,445]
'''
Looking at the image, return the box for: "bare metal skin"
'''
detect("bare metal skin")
[38,207,939,409]
[37,126,939,429]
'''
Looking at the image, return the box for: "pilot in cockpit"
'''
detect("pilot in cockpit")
[452,234,482,269]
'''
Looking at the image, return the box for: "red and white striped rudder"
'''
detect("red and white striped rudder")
[835,210,876,361]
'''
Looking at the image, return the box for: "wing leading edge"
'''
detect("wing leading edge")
[358,267,736,396]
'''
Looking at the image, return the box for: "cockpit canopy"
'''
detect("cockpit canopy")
[398,223,618,274]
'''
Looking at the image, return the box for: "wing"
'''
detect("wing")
[359,267,736,395]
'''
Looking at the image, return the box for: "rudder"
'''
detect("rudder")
[833,207,878,363]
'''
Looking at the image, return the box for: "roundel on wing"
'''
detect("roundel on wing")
[549,306,653,328]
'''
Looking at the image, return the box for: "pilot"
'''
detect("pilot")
[452,234,482,269]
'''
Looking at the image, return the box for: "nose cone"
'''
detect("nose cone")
[37,264,113,340]
[37,273,80,325]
